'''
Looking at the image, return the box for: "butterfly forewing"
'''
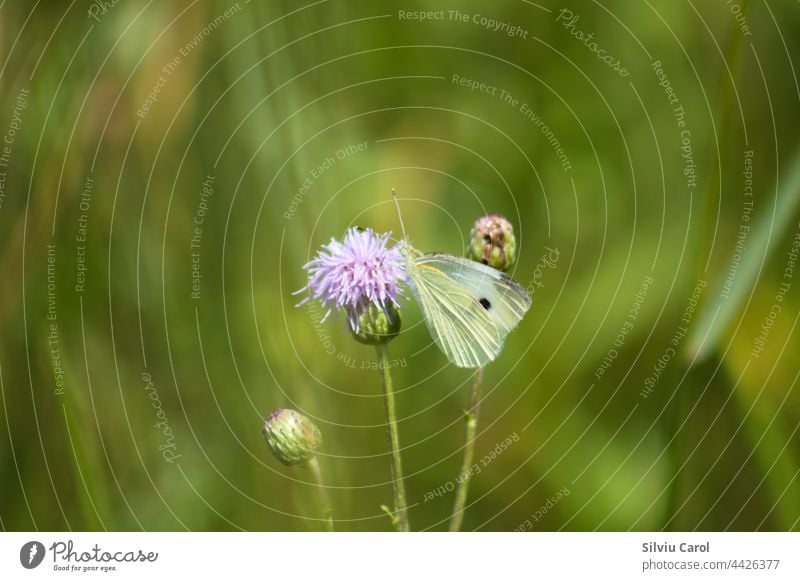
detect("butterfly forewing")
[405,258,502,368]
[404,248,531,368]
[417,253,532,335]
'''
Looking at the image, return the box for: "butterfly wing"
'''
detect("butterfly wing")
[421,253,532,335]
[405,252,531,368]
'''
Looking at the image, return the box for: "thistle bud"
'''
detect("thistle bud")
[351,302,401,345]
[262,409,322,466]
[466,214,516,272]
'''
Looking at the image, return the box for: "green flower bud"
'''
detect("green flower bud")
[262,409,322,466]
[466,214,516,272]
[351,302,401,345]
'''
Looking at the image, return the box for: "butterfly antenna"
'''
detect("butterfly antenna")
[392,188,409,241]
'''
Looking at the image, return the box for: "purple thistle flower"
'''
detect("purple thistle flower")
[296,227,404,331]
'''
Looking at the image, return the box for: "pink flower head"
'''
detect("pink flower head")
[297,228,404,331]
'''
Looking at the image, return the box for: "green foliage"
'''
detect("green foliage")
[1,0,798,531]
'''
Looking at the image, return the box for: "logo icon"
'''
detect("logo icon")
[19,541,45,569]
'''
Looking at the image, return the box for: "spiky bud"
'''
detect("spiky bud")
[262,409,322,466]
[351,302,401,345]
[466,214,516,272]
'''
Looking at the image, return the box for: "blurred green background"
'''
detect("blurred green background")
[1,0,799,531]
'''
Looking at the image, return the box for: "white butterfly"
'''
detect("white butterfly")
[394,194,532,368]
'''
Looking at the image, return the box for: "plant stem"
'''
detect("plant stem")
[662,385,684,531]
[376,344,409,531]
[308,457,334,531]
[450,366,483,532]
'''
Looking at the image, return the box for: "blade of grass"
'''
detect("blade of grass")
[686,147,800,362]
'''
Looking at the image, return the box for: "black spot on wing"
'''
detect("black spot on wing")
[479,297,491,310]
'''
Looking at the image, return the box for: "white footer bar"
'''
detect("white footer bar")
[1,532,798,580]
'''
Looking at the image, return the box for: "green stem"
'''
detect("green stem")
[450,367,483,532]
[376,344,409,531]
[662,384,684,531]
[308,457,334,531]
